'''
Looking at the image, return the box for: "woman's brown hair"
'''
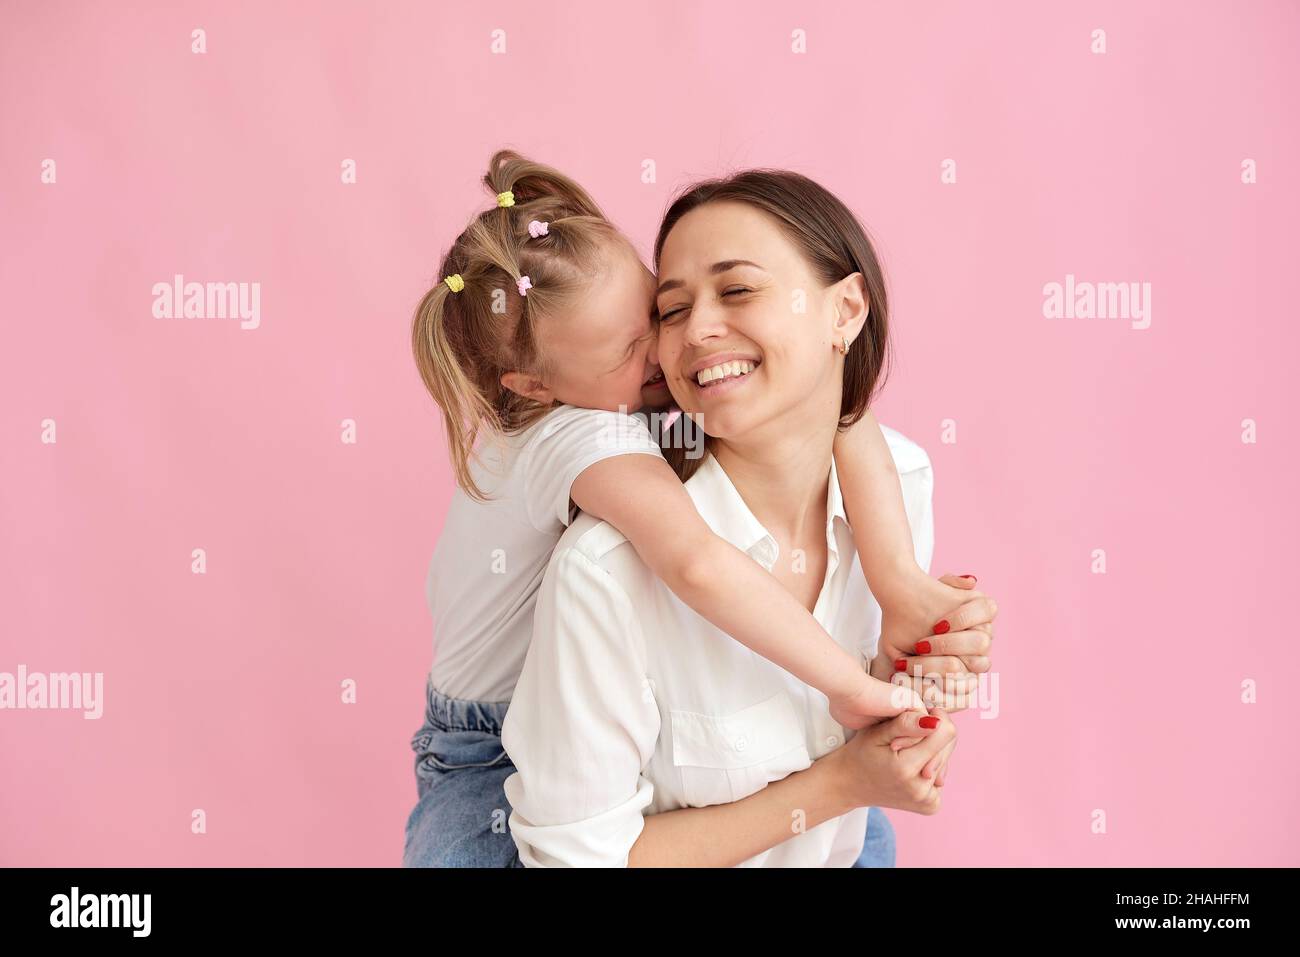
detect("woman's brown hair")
[411,150,622,500]
[652,169,892,481]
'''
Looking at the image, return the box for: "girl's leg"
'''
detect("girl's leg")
[402,683,522,868]
[403,754,521,867]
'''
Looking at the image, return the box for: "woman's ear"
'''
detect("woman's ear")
[831,272,870,347]
[500,371,555,405]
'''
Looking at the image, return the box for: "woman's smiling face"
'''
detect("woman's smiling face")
[654,200,848,442]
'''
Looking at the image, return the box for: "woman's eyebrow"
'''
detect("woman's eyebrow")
[655,260,765,297]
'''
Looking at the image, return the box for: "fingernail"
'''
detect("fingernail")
[894,658,908,672]
[933,620,951,635]
[915,640,932,655]
[919,716,939,729]
[960,575,977,582]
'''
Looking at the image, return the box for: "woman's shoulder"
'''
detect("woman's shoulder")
[877,424,932,476]
[549,510,642,576]
[542,509,662,610]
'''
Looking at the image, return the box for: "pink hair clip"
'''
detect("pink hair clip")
[527,220,550,238]
[516,275,533,296]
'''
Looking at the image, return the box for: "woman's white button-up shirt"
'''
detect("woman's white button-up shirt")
[501,427,935,867]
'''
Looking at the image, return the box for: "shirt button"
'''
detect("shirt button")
[734,736,748,752]
[825,735,839,748]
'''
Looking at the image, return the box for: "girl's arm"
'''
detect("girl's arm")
[833,410,928,601]
[571,453,921,725]
[834,411,973,663]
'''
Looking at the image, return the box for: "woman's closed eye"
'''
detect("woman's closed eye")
[659,287,751,324]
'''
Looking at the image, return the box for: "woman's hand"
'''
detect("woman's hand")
[826,708,958,815]
[875,570,981,658]
[874,576,998,713]
[879,584,998,770]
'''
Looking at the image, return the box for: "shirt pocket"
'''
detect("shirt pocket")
[669,691,813,809]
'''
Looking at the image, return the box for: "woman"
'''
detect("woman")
[500,169,996,866]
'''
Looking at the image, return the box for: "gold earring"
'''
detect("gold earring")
[837,336,850,356]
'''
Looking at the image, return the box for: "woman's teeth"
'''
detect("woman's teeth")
[696,360,755,386]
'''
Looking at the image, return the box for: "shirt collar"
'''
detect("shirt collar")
[684,452,850,571]
[826,453,849,527]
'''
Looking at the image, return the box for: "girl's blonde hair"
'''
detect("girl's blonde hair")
[412,150,621,500]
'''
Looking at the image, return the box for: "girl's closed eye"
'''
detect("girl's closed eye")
[613,325,655,368]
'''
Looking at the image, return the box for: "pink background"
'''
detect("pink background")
[2,0,1297,867]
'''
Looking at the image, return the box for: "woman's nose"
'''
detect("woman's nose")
[682,302,726,348]
[646,327,660,366]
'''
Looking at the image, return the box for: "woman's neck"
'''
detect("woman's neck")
[712,416,839,545]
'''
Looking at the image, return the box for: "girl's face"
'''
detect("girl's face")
[535,238,670,413]
[654,201,851,443]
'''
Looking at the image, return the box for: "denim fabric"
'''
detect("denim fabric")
[852,806,897,868]
[402,678,523,868]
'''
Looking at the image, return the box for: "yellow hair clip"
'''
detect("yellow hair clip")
[496,191,515,208]
[443,274,465,293]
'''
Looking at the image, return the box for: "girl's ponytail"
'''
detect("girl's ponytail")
[411,150,623,501]
[411,274,499,500]
[483,149,606,219]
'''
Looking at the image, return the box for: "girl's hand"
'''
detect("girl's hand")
[828,674,927,731]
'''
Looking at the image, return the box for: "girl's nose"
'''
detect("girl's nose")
[646,327,660,366]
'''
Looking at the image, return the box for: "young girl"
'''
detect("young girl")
[403,150,982,868]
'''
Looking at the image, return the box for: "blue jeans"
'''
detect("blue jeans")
[402,678,523,867]
[854,806,897,867]
[403,677,896,868]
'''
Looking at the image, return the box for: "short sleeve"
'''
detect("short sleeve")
[501,543,662,867]
[522,407,665,532]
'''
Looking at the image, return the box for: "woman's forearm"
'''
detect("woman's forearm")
[626,750,856,867]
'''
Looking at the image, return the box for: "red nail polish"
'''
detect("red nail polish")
[960,575,977,582]
[915,640,932,655]
[919,716,939,729]
[933,620,951,635]
[894,658,908,672]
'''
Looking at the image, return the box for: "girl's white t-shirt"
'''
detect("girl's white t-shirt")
[425,405,665,703]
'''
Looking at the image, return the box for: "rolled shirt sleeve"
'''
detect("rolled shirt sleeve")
[501,543,662,867]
